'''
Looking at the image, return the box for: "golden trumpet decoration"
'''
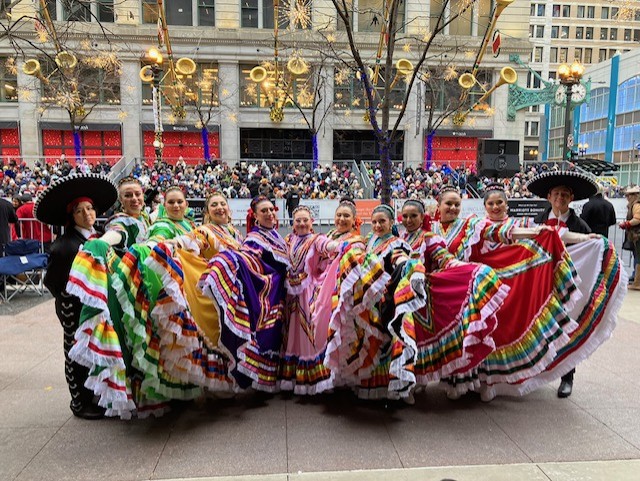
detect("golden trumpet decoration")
[472,0,514,74]
[250,66,268,83]
[249,55,310,122]
[22,59,47,83]
[139,65,154,83]
[55,51,77,70]
[453,66,517,125]
[356,66,374,82]
[389,58,413,90]
[287,57,308,77]
[175,57,196,76]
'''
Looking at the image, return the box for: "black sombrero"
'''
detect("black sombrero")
[34,173,118,226]
[525,170,598,201]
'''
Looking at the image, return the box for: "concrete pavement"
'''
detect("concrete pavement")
[1,290,640,481]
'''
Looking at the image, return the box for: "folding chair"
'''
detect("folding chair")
[0,239,49,302]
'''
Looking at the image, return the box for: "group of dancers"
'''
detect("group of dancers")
[35,169,627,420]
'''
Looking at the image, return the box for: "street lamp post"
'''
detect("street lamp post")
[148,48,164,164]
[578,142,588,158]
[557,60,586,163]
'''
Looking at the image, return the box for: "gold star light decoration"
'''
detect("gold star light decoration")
[334,66,351,86]
[19,88,32,101]
[280,0,312,30]
[118,111,128,120]
[420,28,433,43]
[443,65,459,81]
[34,20,49,43]
[296,86,314,108]
[244,83,258,101]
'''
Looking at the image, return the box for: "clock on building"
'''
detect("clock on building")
[554,85,567,104]
[571,83,587,102]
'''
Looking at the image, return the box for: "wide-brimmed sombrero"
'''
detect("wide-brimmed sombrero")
[34,173,117,226]
[525,170,598,201]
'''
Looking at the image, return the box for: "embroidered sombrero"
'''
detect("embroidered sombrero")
[525,170,598,201]
[34,173,118,226]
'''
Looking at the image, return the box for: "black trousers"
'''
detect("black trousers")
[55,291,95,413]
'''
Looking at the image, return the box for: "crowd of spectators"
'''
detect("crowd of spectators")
[131,158,367,200]
[369,161,628,200]
[0,156,630,209]
[1,156,111,201]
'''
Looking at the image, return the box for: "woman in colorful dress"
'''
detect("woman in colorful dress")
[280,206,340,394]
[344,204,427,402]
[100,177,151,255]
[111,186,202,407]
[400,199,507,398]
[199,196,290,392]
[431,186,479,261]
[67,177,161,418]
[147,191,243,393]
[36,173,118,420]
[315,199,370,391]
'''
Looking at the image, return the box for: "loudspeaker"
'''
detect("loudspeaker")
[477,139,520,178]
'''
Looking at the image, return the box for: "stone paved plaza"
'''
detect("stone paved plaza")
[1,290,640,481]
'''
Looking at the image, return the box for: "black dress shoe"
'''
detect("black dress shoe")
[557,380,573,398]
[73,404,105,420]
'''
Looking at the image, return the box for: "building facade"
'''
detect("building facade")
[526,0,640,163]
[565,48,640,186]
[0,0,532,168]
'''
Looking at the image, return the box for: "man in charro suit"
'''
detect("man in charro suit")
[531,171,596,399]
[36,174,117,419]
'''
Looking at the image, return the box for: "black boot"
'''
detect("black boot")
[72,403,105,420]
[557,370,574,398]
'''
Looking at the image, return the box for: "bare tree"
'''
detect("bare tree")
[325,0,486,204]
[1,0,122,161]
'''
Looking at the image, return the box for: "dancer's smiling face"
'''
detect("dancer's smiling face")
[401,204,424,233]
[254,200,276,229]
[438,191,461,223]
[334,206,355,233]
[164,190,188,221]
[371,211,392,236]
[293,209,313,235]
[484,192,508,221]
[119,182,144,217]
[207,195,231,225]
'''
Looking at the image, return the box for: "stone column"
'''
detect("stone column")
[17,67,40,158]
[316,63,334,164]
[218,61,240,163]
[119,60,142,161]
[403,82,423,168]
